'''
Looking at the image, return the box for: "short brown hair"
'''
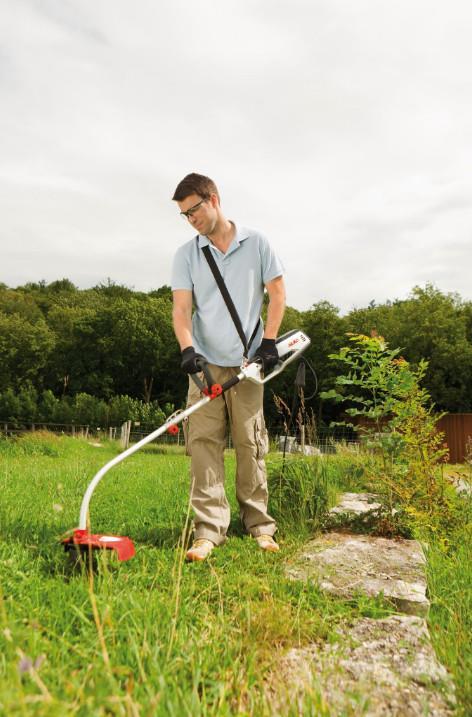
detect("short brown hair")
[172,173,220,202]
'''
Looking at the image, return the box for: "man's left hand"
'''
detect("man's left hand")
[254,338,279,373]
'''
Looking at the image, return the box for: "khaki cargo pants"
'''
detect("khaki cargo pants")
[184,364,277,546]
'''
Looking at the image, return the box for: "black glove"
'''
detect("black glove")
[254,338,279,373]
[181,346,206,374]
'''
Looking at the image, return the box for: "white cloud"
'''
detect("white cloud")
[0,0,471,313]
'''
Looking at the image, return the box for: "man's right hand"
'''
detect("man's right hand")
[181,346,207,374]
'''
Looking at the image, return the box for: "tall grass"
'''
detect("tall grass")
[426,493,472,714]
[267,456,337,532]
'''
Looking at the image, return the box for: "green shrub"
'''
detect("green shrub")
[321,333,460,540]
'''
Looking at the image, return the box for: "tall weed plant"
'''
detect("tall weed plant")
[321,333,458,540]
[267,456,334,532]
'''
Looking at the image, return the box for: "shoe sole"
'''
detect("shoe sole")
[186,552,211,562]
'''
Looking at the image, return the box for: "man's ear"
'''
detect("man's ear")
[209,193,219,208]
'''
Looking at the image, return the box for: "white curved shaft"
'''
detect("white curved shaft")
[78,394,214,529]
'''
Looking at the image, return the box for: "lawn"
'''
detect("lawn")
[0,433,470,715]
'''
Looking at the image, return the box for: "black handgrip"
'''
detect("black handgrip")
[195,357,216,390]
[190,372,206,391]
[220,375,241,392]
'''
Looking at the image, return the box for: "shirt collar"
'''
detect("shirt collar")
[197,222,249,251]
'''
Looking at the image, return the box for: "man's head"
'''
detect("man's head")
[172,173,220,203]
[172,173,222,234]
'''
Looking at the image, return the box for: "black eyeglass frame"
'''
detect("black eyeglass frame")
[179,198,207,220]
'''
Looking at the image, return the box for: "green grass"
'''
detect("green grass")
[426,509,472,714]
[0,433,470,715]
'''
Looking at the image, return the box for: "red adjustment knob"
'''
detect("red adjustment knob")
[167,424,179,435]
[210,383,223,398]
[203,384,223,399]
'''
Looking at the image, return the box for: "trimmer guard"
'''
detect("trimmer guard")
[63,529,135,561]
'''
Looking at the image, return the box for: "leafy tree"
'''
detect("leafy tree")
[0,287,44,323]
[148,285,172,300]
[0,389,21,422]
[44,304,102,396]
[92,279,136,300]
[38,389,60,422]
[345,285,472,412]
[73,393,108,426]
[0,313,55,392]
[93,296,179,402]
[46,279,78,294]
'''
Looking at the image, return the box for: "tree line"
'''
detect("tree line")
[1,279,471,430]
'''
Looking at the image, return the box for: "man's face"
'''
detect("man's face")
[177,193,218,235]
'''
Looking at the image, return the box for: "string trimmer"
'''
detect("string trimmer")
[62,329,310,562]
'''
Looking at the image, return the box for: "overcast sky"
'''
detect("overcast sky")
[1,0,471,314]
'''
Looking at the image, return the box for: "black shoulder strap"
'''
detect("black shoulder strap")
[200,241,260,358]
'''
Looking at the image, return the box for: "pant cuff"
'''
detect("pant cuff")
[194,527,227,546]
[249,524,277,539]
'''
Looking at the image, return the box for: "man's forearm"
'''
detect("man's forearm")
[264,292,285,339]
[172,308,193,351]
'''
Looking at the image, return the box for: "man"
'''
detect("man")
[171,173,286,561]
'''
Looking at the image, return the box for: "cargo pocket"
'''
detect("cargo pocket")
[183,373,205,457]
[183,417,191,456]
[254,414,269,459]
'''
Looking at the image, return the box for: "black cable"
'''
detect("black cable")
[302,357,318,401]
[282,359,306,461]
[280,357,319,462]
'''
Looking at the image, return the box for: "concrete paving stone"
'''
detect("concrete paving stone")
[286,532,430,616]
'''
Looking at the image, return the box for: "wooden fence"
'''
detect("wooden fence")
[350,413,472,464]
[437,413,472,464]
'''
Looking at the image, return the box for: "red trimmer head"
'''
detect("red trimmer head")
[62,529,135,561]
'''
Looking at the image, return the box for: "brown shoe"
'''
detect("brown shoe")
[186,539,214,562]
[255,534,279,552]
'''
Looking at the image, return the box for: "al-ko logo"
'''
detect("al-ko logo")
[288,333,306,348]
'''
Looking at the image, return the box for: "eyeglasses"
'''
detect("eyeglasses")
[180,198,207,220]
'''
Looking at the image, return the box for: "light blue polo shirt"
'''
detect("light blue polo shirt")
[171,224,284,366]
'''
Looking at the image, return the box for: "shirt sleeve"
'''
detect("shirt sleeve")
[259,235,285,285]
[171,245,193,291]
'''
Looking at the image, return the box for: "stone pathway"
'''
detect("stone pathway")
[273,615,455,716]
[277,492,456,715]
[286,532,430,616]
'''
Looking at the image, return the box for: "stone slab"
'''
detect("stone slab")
[268,615,454,716]
[286,532,430,616]
[453,477,471,495]
[277,436,321,456]
[330,492,382,515]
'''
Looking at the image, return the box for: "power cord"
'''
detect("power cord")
[280,357,319,461]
